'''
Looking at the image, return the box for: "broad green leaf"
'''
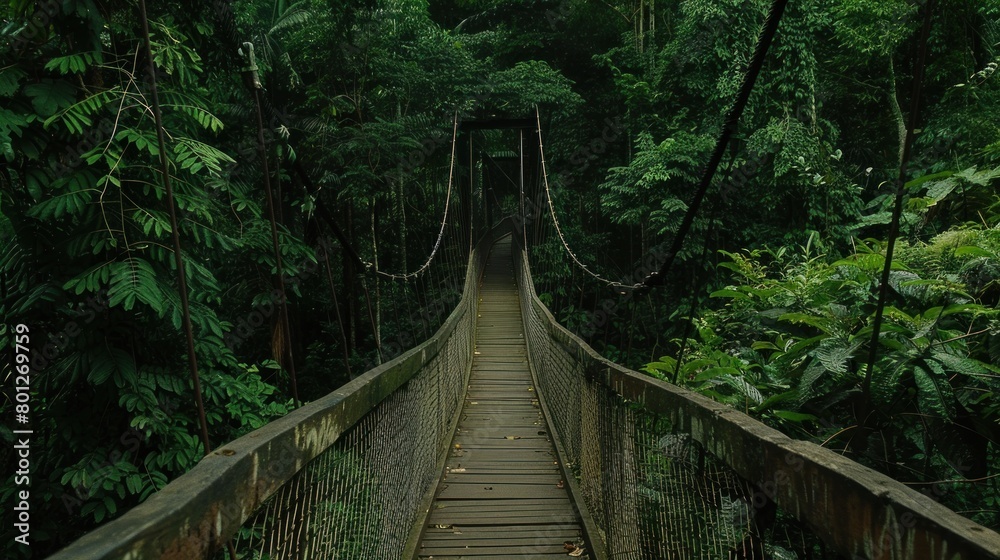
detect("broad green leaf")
[0,66,26,97]
[778,312,830,331]
[694,366,741,381]
[756,390,799,412]
[23,79,76,117]
[940,303,985,318]
[932,352,1000,378]
[710,288,750,300]
[905,170,954,190]
[954,246,994,258]
[772,410,818,422]
[924,177,959,202]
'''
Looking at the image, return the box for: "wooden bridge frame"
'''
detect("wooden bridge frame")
[50,219,1000,560]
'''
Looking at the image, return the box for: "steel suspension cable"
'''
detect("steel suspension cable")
[211,1,368,272]
[535,107,629,289]
[372,112,460,280]
[137,0,212,456]
[321,240,353,379]
[637,0,789,291]
[361,276,382,365]
[673,205,720,383]
[468,129,474,257]
[139,4,238,558]
[519,128,526,241]
[860,0,937,428]
[243,44,300,407]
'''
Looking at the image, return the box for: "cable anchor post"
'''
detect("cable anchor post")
[238,41,261,90]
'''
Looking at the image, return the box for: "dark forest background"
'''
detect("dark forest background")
[2,0,999,556]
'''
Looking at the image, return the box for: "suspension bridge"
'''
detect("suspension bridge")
[45,222,1000,559]
[42,0,1000,556]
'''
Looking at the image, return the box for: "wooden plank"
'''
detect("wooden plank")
[443,466,560,475]
[420,536,580,547]
[459,406,539,413]
[458,413,540,419]
[432,499,572,512]
[416,238,585,558]
[449,441,552,451]
[422,524,581,538]
[417,544,570,556]
[454,430,547,438]
[429,509,576,522]
[436,483,568,501]
[472,356,528,363]
[419,551,566,560]
[443,473,562,484]
[422,532,577,543]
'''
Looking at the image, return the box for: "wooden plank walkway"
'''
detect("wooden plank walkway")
[417,237,585,559]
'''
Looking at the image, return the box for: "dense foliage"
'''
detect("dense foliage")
[1,0,998,556]
[521,0,1000,532]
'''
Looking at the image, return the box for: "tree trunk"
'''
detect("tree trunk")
[397,177,407,272]
[888,59,907,167]
[344,206,357,350]
[371,197,381,359]
[638,0,644,52]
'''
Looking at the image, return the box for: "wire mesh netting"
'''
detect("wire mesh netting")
[230,356,466,559]
[221,236,494,560]
[512,238,832,560]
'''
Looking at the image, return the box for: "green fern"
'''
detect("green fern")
[113,126,161,158]
[26,169,98,220]
[131,208,173,238]
[63,260,116,295]
[0,66,26,97]
[160,90,225,133]
[172,136,235,175]
[912,360,957,421]
[87,347,138,387]
[107,258,165,313]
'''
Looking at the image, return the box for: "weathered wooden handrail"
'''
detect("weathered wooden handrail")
[49,222,508,560]
[512,234,1000,560]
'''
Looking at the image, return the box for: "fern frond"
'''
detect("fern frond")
[0,66,27,97]
[172,136,235,176]
[26,169,98,220]
[63,259,116,295]
[107,257,165,313]
[43,87,121,134]
[269,4,315,35]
